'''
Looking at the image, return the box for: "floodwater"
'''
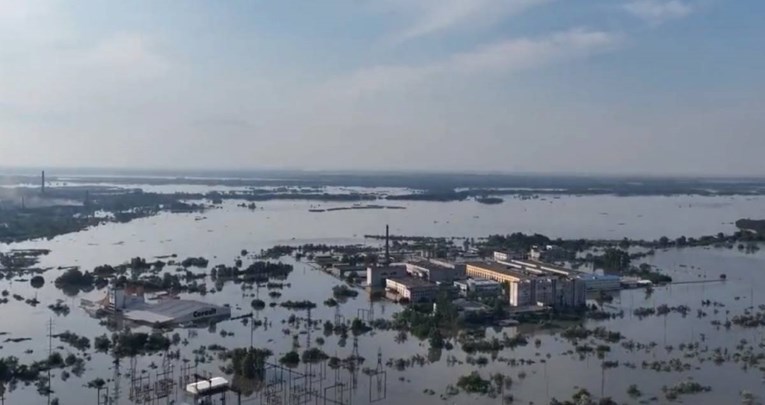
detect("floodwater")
[1,192,765,404]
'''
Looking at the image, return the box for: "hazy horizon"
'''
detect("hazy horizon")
[1,1,763,175]
[3,165,765,182]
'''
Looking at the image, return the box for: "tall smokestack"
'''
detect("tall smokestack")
[385,225,390,266]
[41,171,45,194]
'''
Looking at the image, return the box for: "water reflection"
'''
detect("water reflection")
[0,196,764,403]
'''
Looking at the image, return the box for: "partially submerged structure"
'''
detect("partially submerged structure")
[405,259,464,283]
[386,277,441,302]
[89,287,231,327]
[466,261,586,308]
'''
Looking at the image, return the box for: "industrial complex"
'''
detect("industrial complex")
[361,239,640,310]
[315,227,650,312]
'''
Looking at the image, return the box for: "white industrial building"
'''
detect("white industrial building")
[366,265,408,288]
[100,288,231,326]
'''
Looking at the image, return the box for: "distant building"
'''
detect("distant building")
[451,299,491,320]
[454,278,502,297]
[386,277,440,302]
[314,255,336,267]
[431,258,468,277]
[328,264,366,279]
[529,245,570,262]
[96,288,231,326]
[508,259,573,277]
[577,274,622,292]
[405,259,463,283]
[366,265,408,288]
[466,262,585,308]
[493,250,525,262]
[554,277,588,307]
[620,277,653,289]
[466,262,528,285]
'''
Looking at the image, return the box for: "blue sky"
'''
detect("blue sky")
[1,0,763,175]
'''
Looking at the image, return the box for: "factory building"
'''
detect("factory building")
[366,265,408,288]
[529,245,570,262]
[454,278,502,297]
[96,288,231,327]
[466,262,529,284]
[466,262,586,308]
[493,250,526,262]
[405,259,464,283]
[576,273,622,292]
[386,277,441,302]
[507,258,620,293]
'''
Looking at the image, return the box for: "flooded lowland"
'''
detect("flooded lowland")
[1,179,765,405]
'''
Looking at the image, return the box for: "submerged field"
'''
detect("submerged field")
[0,184,764,404]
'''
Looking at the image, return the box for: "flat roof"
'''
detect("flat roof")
[511,259,575,275]
[123,310,174,324]
[123,299,229,324]
[407,260,453,272]
[368,264,406,271]
[468,278,501,285]
[453,299,490,312]
[466,261,533,280]
[186,377,229,395]
[578,273,621,280]
[387,277,438,289]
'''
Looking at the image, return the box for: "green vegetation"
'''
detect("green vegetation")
[351,318,372,336]
[54,268,98,296]
[456,372,492,394]
[627,384,642,398]
[47,300,70,316]
[181,257,209,268]
[53,331,90,351]
[550,388,617,405]
[560,326,622,343]
[475,196,503,205]
[280,300,317,310]
[332,285,359,299]
[94,335,111,353]
[735,219,765,235]
[482,233,553,255]
[662,380,711,401]
[459,334,528,354]
[593,248,631,272]
[301,348,329,363]
[30,275,45,289]
[213,261,293,283]
[223,347,272,379]
[279,351,300,367]
[112,331,172,357]
[323,298,338,307]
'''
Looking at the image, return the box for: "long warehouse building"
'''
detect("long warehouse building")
[466,262,585,308]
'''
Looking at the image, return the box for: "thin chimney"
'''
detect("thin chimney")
[385,225,390,266]
[41,171,45,194]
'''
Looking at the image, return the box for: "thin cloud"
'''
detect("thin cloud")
[624,0,693,23]
[329,28,621,98]
[389,0,552,43]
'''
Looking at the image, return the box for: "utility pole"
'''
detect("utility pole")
[250,316,255,348]
[47,318,53,405]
